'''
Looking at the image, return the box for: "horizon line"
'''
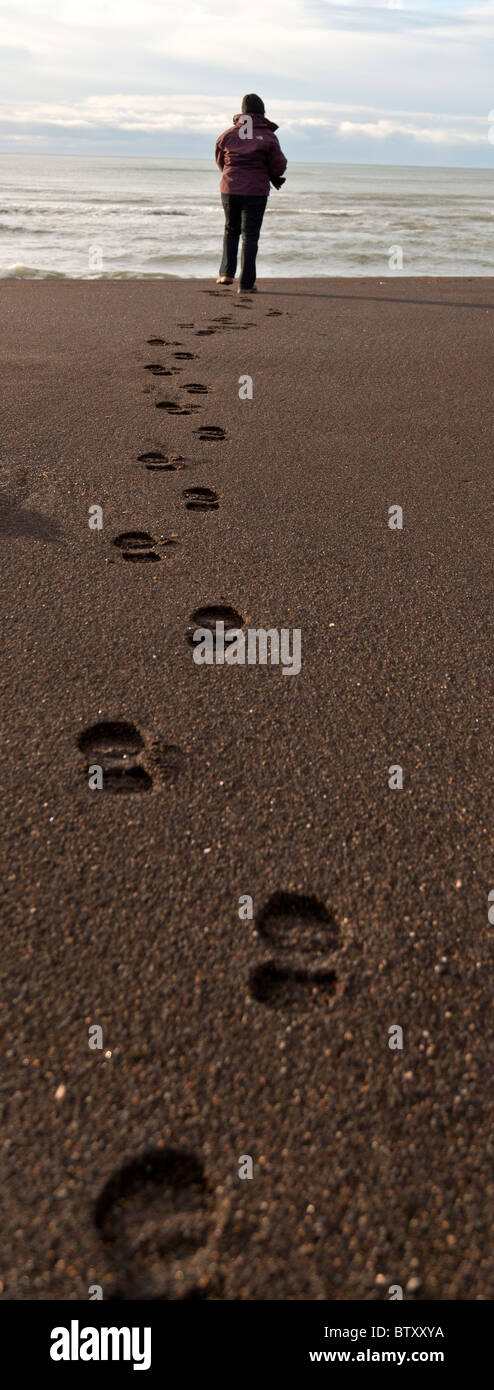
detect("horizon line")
[0,151,492,174]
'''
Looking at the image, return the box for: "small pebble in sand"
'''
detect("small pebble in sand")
[406,1275,422,1293]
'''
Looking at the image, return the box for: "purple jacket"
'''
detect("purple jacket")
[215,114,287,197]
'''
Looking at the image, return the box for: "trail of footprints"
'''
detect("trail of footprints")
[87,297,329,1299]
[86,312,233,801]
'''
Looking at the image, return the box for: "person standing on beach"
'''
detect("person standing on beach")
[215,94,287,294]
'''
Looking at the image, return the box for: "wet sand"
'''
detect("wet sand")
[0,277,493,1300]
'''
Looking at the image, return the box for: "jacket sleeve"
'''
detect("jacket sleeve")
[267,135,287,179]
[215,137,225,170]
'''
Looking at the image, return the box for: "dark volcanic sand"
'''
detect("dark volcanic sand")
[0,277,493,1301]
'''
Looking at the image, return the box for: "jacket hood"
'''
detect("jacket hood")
[233,113,278,131]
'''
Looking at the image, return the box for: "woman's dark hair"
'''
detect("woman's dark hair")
[241,94,265,115]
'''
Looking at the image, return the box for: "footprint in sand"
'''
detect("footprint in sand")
[94,1148,221,1299]
[155,399,194,416]
[138,452,198,472]
[182,383,209,395]
[144,364,179,377]
[78,721,184,793]
[183,487,219,512]
[248,892,340,1013]
[194,425,226,442]
[186,603,244,650]
[137,450,168,466]
[113,531,162,562]
[174,351,196,361]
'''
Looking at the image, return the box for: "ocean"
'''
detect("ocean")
[0,155,492,279]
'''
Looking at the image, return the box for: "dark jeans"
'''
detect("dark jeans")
[220,194,268,288]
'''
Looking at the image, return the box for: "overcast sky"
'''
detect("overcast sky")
[1,0,494,165]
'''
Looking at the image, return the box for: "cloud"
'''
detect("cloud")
[339,120,482,144]
[1,0,493,76]
[0,1,493,162]
[339,112,486,145]
[0,94,488,145]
